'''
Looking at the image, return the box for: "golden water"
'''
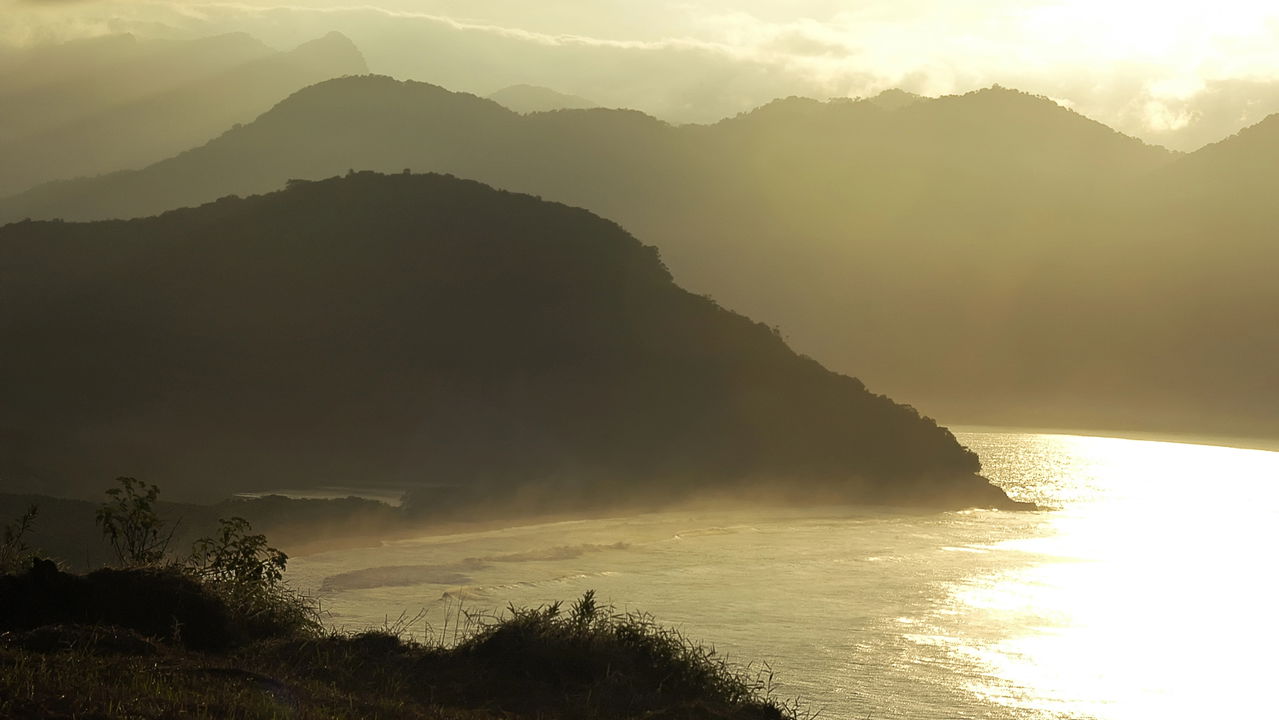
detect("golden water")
[287,432,1279,719]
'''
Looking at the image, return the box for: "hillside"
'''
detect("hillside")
[0,32,368,197]
[5,76,1271,441]
[0,171,1019,510]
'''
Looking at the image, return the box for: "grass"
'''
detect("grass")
[0,566,807,720]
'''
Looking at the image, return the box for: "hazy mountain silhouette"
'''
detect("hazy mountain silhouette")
[3,76,1274,440]
[0,33,270,138]
[0,79,1166,230]
[0,32,367,196]
[488,84,599,114]
[1155,113,1279,212]
[865,88,925,111]
[0,172,1020,511]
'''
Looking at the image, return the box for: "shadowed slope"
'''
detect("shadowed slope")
[0,172,1019,510]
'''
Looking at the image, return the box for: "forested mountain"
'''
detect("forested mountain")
[0,172,1018,510]
[0,32,367,196]
[2,76,1274,440]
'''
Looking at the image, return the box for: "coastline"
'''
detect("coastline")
[953,425,1279,454]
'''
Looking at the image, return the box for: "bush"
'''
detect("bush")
[185,515,319,640]
[57,479,324,644]
[95,477,173,566]
[446,590,790,719]
[188,516,287,587]
[258,591,801,719]
[0,505,37,574]
[0,562,233,650]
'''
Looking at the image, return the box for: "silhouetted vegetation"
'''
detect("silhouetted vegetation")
[2,479,317,651]
[0,589,800,719]
[440,590,794,718]
[1,563,238,651]
[0,505,37,574]
[0,491,412,572]
[0,171,1019,511]
[96,477,174,566]
[0,482,804,719]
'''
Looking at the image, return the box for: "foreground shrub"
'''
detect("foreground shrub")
[95,477,173,566]
[0,560,318,650]
[0,505,37,574]
[0,561,232,650]
[90,479,321,642]
[188,517,287,587]
[186,516,318,640]
[439,591,789,719]
[1,581,805,719]
[1,477,805,717]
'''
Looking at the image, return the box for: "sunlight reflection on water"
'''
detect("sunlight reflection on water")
[287,432,1279,719]
[951,433,1279,720]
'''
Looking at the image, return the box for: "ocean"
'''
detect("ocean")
[285,431,1279,719]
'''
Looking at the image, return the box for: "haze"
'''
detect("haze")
[4,4,1279,718]
[8,0,1279,150]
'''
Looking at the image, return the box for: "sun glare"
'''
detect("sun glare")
[950,435,1279,719]
[1022,0,1279,66]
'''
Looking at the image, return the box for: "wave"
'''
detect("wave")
[321,542,629,591]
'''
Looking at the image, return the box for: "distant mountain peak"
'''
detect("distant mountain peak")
[487,84,598,114]
[268,74,500,113]
[866,88,924,111]
[297,30,359,50]
[1215,110,1279,145]
[927,84,1173,154]
[722,95,826,123]
[284,31,369,75]
[962,84,1059,105]
[1179,109,1279,172]
[289,31,363,56]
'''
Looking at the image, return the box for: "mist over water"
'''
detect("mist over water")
[286,432,1279,719]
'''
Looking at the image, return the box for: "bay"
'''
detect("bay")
[286,431,1279,719]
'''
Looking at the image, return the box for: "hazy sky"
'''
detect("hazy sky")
[6,0,1279,149]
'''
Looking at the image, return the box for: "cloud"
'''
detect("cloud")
[5,0,1279,147]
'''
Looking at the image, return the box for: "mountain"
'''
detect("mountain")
[0,171,1020,511]
[0,80,1168,231]
[0,33,271,139]
[1154,112,1279,212]
[0,32,367,197]
[7,76,1274,441]
[865,88,925,111]
[488,84,599,114]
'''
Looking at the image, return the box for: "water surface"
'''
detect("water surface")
[287,432,1279,719]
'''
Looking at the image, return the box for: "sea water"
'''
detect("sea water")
[285,432,1279,719]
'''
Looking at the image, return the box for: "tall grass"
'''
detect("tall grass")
[1,479,812,718]
[1,578,811,719]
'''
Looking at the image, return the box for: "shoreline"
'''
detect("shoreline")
[280,491,1035,561]
[953,425,1279,454]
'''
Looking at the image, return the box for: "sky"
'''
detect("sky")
[6,0,1279,149]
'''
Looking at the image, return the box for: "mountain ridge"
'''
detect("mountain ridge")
[0,171,1024,511]
[0,32,369,197]
[2,75,1272,441]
